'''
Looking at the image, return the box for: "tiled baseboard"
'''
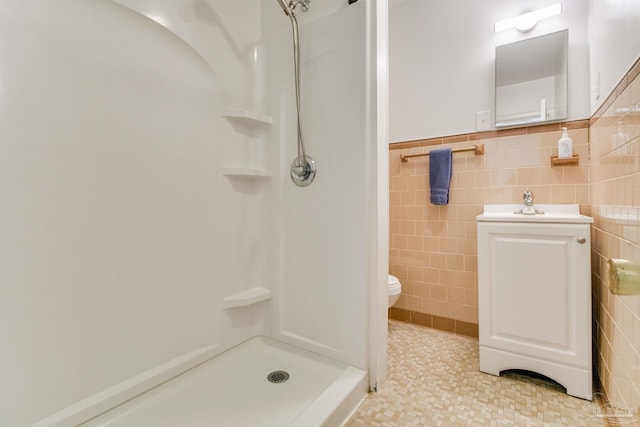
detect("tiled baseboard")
[389,307,479,338]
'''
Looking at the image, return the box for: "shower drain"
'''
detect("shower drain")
[267,370,290,384]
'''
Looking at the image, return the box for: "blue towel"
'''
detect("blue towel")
[429,148,452,205]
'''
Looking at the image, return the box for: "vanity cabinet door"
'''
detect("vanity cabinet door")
[477,222,591,369]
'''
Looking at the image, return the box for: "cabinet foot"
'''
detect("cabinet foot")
[480,346,592,400]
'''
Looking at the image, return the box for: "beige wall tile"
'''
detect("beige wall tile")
[430,253,447,269]
[517,168,539,185]
[407,205,425,221]
[414,282,430,298]
[550,185,577,203]
[539,165,565,185]
[423,267,440,284]
[448,287,466,304]
[457,170,476,187]
[407,235,423,251]
[455,304,478,324]
[441,269,458,286]
[400,190,416,205]
[563,165,589,184]
[437,301,457,318]
[446,254,463,270]
[440,237,457,253]
[407,266,423,282]
[399,220,415,235]
[464,255,478,273]
[430,284,447,301]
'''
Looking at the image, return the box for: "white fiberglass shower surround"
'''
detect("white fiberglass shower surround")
[0,0,388,426]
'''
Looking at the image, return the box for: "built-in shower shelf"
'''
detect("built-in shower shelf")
[222,287,272,309]
[221,166,272,179]
[222,107,272,127]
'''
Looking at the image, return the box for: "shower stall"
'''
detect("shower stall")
[0,0,388,425]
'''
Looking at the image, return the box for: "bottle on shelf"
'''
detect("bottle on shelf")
[557,127,573,158]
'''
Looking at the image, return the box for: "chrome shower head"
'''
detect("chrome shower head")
[276,0,310,16]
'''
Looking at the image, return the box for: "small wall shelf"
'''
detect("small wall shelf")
[550,155,579,166]
[222,287,272,309]
[221,166,272,179]
[222,107,272,127]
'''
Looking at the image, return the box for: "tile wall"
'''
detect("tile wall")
[590,59,640,412]
[389,122,590,336]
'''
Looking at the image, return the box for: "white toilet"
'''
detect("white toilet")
[387,274,402,308]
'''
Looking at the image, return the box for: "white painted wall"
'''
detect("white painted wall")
[388,0,590,142]
[0,1,271,425]
[588,0,640,113]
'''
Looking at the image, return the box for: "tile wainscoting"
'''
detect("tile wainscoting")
[389,120,590,333]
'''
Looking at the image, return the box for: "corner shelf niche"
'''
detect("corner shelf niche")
[550,155,579,166]
[222,107,272,128]
[221,166,272,179]
[222,287,272,309]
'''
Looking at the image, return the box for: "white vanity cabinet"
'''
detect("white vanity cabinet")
[476,205,593,400]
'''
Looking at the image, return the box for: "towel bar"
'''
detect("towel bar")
[400,144,484,162]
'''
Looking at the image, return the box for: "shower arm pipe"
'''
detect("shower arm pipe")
[277,0,308,167]
[276,0,291,16]
[288,11,306,166]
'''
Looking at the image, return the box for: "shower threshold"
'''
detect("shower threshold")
[80,336,367,427]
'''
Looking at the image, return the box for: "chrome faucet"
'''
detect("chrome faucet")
[514,190,544,215]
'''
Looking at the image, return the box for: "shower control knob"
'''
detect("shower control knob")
[290,155,316,187]
[577,237,586,244]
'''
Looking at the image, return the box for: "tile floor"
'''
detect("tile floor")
[345,320,623,427]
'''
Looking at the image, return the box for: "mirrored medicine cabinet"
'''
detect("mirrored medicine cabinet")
[495,29,568,128]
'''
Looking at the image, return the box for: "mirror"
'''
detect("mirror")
[495,29,568,128]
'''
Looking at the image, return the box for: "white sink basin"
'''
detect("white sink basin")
[476,204,593,224]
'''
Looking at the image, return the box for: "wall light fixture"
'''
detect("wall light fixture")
[494,3,562,33]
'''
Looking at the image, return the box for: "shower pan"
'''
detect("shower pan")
[79,337,365,427]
